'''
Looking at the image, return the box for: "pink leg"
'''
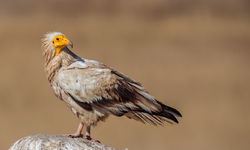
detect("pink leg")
[65,122,84,138]
[85,125,91,137]
[85,125,100,143]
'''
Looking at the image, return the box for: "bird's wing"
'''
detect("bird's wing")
[57,59,181,125]
[57,59,162,116]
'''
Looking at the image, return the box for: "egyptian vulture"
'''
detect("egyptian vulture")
[42,32,182,142]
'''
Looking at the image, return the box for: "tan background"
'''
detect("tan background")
[0,0,250,150]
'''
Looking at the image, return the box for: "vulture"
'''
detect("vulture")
[42,32,182,142]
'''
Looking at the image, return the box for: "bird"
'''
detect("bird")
[41,31,182,142]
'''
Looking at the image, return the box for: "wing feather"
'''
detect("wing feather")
[57,59,181,125]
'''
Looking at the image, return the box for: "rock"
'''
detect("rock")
[9,134,125,150]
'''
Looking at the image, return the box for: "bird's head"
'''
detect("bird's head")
[42,32,73,57]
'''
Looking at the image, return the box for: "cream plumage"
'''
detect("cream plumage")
[42,31,182,141]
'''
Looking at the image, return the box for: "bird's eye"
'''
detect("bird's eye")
[56,38,59,40]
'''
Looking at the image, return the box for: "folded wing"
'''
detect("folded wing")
[57,59,181,126]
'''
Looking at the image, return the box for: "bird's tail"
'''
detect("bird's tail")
[125,83,182,126]
[125,103,182,126]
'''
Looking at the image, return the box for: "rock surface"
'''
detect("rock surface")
[9,134,124,150]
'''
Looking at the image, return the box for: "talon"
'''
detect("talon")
[84,135,101,143]
[95,140,101,143]
[65,133,83,138]
[86,135,91,140]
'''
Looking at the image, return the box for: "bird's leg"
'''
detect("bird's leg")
[84,125,100,143]
[65,122,84,138]
[85,125,91,139]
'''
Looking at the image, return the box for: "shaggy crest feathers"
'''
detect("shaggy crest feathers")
[44,31,64,41]
[42,32,66,64]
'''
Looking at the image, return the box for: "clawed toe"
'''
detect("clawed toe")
[84,135,101,143]
[95,140,101,143]
[65,133,83,138]
[63,124,100,142]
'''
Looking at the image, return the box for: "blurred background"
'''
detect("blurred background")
[0,0,250,150]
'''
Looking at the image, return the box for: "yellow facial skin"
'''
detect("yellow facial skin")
[52,35,72,56]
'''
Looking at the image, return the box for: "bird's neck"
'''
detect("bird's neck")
[44,47,77,82]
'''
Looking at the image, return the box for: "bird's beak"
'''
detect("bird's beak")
[68,41,73,48]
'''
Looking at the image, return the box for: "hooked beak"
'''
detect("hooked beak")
[68,41,73,48]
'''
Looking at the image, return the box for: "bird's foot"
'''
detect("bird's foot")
[65,133,83,138]
[84,135,101,143]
